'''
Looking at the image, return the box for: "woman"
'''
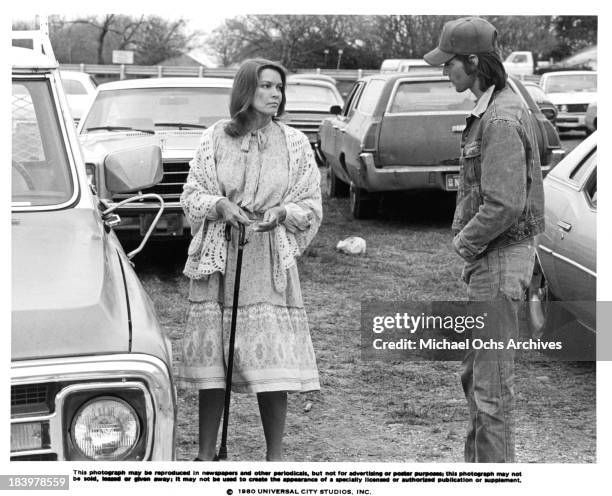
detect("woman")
[178,58,322,461]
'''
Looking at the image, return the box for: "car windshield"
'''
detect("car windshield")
[81,86,231,133]
[285,84,341,109]
[12,79,74,207]
[389,81,476,112]
[543,74,597,93]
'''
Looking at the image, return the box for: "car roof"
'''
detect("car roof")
[359,72,446,83]
[541,71,597,78]
[286,78,337,88]
[60,70,94,81]
[96,77,234,91]
[11,46,57,71]
[288,73,337,83]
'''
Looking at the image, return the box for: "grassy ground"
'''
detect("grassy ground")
[134,172,595,463]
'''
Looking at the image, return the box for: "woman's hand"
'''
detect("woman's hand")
[252,206,286,232]
[215,198,253,228]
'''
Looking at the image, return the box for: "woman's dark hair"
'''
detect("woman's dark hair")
[224,58,287,137]
[455,51,507,92]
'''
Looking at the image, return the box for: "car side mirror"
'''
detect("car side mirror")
[330,105,342,115]
[104,144,163,194]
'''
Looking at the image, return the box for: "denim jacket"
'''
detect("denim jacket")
[452,84,545,262]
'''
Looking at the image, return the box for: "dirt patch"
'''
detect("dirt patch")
[135,170,595,463]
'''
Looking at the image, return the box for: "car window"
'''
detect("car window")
[512,54,527,63]
[62,79,88,95]
[389,80,476,112]
[12,79,74,207]
[542,74,597,93]
[570,148,596,184]
[285,84,341,108]
[342,82,365,118]
[586,169,596,209]
[356,79,386,114]
[81,86,232,131]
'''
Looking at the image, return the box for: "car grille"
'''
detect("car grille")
[559,103,589,113]
[113,160,190,203]
[12,384,53,416]
[283,116,324,143]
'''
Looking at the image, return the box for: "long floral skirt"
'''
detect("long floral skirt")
[177,301,320,393]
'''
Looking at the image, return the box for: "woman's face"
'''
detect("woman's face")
[252,68,283,116]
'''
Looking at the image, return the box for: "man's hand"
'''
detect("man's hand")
[215,198,253,228]
[251,206,286,232]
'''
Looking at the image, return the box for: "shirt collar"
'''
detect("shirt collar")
[471,85,495,118]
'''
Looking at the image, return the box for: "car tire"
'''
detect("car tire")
[349,182,377,219]
[526,259,573,340]
[326,166,349,198]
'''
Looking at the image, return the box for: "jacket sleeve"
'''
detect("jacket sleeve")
[453,117,527,261]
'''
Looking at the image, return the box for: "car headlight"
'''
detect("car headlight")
[71,397,140,460]
[558,104,568,112]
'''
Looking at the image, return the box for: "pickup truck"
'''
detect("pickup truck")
[319,72,565,218]
[503,51,536,77]
[11,29,175,461]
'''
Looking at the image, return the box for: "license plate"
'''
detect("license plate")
[446,174,460,190]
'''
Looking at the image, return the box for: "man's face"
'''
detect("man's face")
[443,57,476,93]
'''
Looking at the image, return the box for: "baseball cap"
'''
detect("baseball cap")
[424,17,498,66]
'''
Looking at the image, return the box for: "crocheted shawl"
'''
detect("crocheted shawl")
[181,120,322,292]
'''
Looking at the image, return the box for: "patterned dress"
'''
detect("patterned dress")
[177,120,320,393]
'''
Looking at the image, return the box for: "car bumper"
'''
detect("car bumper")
[556,113,586,129]
[112,202,189,237]
[354,153,460,192]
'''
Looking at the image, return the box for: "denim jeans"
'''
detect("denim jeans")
[460,238,535,463]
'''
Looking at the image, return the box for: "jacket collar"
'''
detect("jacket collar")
[471,85,496,118]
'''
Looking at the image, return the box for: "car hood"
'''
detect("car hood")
[79,130,202,161]
[11,209,131,360]
[547,92,597,105]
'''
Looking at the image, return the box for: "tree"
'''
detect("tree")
[550,16,597,60]
[42,15,193,65]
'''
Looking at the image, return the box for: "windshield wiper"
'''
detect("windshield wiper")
[154,122,207,129]
[85,125,155,135]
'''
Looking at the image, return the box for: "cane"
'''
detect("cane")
[216,223,247,460]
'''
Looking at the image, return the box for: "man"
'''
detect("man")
[424,17,545,463]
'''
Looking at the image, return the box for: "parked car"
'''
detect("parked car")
[527,132,596,338]
[78,77,233,238]
[585,101,597,135]
[523,81,558,126]
[280,77,344,165]
[539,71,597,134]
[59,70,97,124]
[319,73,565,218]
[11,31,175,461]
[380,58,442,74]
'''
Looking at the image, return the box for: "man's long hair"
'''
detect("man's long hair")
[455,52,507,92]
[224,58,287,137]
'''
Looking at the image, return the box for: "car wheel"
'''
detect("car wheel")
[349,182,377,219]
[326,166,349,198]
[526,259,572,340]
